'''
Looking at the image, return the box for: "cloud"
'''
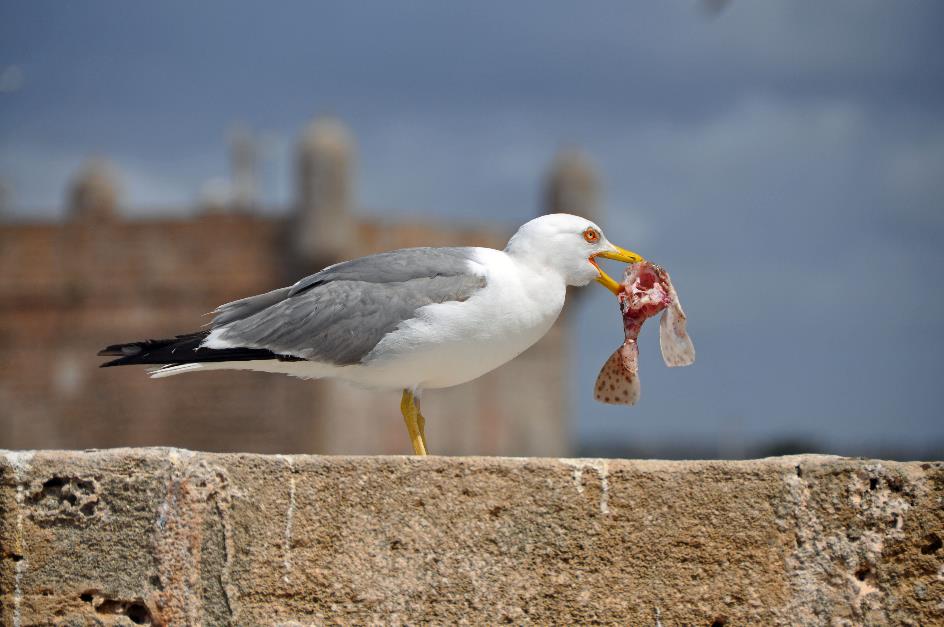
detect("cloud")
[883,130,944,228]
[0,65,23,93]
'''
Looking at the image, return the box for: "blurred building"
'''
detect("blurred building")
[0,119,603,456]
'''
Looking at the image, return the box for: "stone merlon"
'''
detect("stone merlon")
[1,450,941,625]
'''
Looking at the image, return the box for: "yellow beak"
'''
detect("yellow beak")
[591,245,645,295]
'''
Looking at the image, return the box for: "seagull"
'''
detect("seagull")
[98,213,643,455]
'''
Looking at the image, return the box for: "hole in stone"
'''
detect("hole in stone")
[149,575,162,588]
[921,533,942,555]
[795,465,802,478]
[76,479,95,492]
[79,592,94,603]
[868,478,878,491]
[94,599,153,624]
[126,603,152,624]
[710,616,727,627]
[10,553,23,562]
[79,501,97,516]
[855,566,870,581]
[42,477,66,490]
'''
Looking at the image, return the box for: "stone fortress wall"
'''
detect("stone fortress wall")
[0,118,602,456]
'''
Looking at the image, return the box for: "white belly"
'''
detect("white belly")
[351,249,566,389]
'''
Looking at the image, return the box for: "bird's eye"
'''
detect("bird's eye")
[582,227,600,243]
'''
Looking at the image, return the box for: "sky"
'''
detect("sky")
[1,1,942,456]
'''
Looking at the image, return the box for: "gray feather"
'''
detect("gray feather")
[286,247,481,297]
[212,287,293,327]
[210,247,486,365]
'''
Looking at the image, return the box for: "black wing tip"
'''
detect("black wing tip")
[97,341,151,361]
[98,344,137,357]
[96,337,184,367]
[98,342,149,367]
[97,331,303,367]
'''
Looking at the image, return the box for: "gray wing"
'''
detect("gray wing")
[209,247,487,365]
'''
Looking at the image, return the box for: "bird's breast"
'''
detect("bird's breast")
[361,249,567,389]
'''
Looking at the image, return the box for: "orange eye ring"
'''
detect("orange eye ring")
[583,227,600,243]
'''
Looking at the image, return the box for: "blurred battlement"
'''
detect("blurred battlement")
[0,118,602,456]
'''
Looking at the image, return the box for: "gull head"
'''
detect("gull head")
[505,213,644,292]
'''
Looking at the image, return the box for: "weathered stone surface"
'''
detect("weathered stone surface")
[0,450,941,626]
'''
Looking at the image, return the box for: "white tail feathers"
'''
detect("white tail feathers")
[148,363,207,378]
[146,359,331,380]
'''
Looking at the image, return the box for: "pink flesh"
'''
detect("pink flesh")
[594,262,694,406]
[619,264,671,340]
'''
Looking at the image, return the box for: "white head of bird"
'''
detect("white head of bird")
[505,213,644,293]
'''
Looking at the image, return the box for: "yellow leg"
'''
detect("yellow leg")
[415,398,428,453]
[400,390,428,456]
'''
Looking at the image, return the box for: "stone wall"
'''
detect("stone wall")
[0,214,569,457]
[0,115,586,458]
[1,449,941,625]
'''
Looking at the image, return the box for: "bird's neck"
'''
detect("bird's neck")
[505,242,565,280]
[503,249,568,308]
